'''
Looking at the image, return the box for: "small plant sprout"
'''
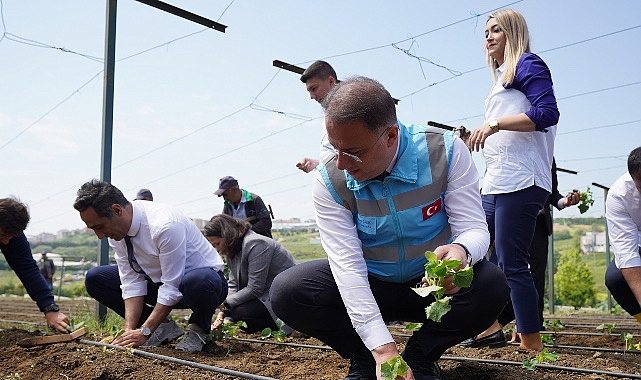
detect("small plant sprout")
[596,323,616,335]
[403,322,422,332]
[412,251,473,322]
[260,319,288,343]
[543,319,565,333]
[381,355,409,380]
[622,332,634,350]
[540,334,556,345]
[211,320,247,342]
[522,348,559,371]
[577,187,594,214]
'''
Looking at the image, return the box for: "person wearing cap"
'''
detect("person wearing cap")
[214,176,273,238]
[38,251,56,290]
[135,189,153,201]
[296,60,339,173]
[0,197,70,333]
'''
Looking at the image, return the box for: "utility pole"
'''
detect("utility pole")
[592,181,611,311]
[97,0,226,320]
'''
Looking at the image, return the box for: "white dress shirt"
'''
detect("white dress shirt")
[606,172,641,269]
[482,64,556,194]
[110,201,224,306]
[312,135,489,351]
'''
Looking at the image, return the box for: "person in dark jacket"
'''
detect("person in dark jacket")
[206,214,296,334]
[214,176,273,238]
[0,197,70,332]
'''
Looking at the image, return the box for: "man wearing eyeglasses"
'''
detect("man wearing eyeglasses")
[0,197,70,333]
[75,180,228,352]
[271,77,509,380]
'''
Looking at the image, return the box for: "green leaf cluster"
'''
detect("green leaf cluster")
[381,355,409,380]
[596,323,616,335]
[260,319,287,343]
[412,251,474,322]
[210,320,247,342]
[577,187,595,214]
[522,348,559,371]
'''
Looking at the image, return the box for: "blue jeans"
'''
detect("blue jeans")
[85,265,228,333]
[483,185,549,334]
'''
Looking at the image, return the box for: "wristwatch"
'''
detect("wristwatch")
[140,326,152,338]
[453,243,473,267]
[42,302,60,314]
[488,119,500,133]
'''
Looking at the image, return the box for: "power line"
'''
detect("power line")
[0,71,102,152]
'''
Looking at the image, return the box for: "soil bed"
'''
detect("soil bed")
[1,297,641,379]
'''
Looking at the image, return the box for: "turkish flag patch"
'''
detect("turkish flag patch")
[422,198,442,220]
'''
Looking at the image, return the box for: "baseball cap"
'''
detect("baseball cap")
[214,176,238,196]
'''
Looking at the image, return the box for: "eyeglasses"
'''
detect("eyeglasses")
[328,127,390,164]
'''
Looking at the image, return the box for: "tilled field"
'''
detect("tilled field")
[2,296,641,379]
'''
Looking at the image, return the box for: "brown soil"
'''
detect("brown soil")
[2,297,641,380]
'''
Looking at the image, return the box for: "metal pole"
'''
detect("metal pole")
[57,257,66,300]
[97,0,117,321]
[547,206,555,316]
[592,182,611,311]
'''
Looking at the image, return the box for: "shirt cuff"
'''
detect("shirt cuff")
[356,319,394,351]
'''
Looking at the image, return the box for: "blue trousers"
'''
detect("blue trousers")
[483,185,549,334]
[270,259,508,360]
[85,265,228,333]
[605,259,641,317]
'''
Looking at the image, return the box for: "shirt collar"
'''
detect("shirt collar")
[127,202,142,237]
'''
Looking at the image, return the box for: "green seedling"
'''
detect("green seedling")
[403,322,422,332]
[541,334,556,345]
[577,187,594,214]
[211,320,247,342]
[381,355,409,380]
[260,319,288,343]
[412,251,473,322]
[522,348,558,371]
[543,319,565,333]
[622,332,634,350]
[596,323,616,335]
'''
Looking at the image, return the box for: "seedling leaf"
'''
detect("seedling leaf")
[425,297,451,322]
[380,355,409,380]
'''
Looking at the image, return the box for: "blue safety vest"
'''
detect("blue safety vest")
[318,123,454,283]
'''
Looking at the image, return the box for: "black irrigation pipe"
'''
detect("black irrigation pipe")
[541,330,641,338]
[224,337,332,350]
[441,356,641,379]
[507,341,641,355]
[225,338,641,379]
[78,339,278,380]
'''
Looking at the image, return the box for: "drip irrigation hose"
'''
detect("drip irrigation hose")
[224,337,332,350]
[78,339,278,380]
[441,356,641,379]
[508,341,641,355]
[225,336,641,378]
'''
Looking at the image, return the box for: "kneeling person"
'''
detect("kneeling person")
[205,214,296,334]
[74,180,228,352]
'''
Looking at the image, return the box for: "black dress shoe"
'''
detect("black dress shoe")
[458,329,507,348]
[344,350,376,380]
[401,336,442,380]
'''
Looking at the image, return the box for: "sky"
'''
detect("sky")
[1,0,640,237]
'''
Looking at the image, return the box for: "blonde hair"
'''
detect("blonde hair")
[486,9,531,85]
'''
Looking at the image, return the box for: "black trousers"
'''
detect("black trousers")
[228,298,278,333]
[270,259,509,360]
[605,260,641,317]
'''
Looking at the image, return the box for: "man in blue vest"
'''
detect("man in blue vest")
[271,76,509,380]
